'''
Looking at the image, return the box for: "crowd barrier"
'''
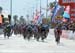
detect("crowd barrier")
[49,29,75,40]
[62,30,75,40]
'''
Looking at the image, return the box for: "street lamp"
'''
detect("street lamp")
[46,0,48,18]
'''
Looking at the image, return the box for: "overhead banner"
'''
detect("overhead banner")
[59,0,75,5]
[58,0,75,21]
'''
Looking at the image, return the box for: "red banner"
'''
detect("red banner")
[58,0,75,21]
[59,0,75,5]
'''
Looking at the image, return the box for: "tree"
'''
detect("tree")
[8,15,11,24]
[49,1,56,9]
[19,16,26,24]
[13,15,18,24]
[0,7,3,14]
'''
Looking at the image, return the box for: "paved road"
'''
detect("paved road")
[0,32,75,53]
[0,28,4,34]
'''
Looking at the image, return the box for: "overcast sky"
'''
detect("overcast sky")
[0,0,55,18]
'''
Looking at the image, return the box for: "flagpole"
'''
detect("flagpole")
[40,0,41,16]
[32,7,34,19]
[36,0,38,16]
[46,0,48,18]
[10,0,12,24]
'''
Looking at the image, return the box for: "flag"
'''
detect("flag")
[63,5,70,19]
[33,10,40,24]
[63,12,70,18]
[37,13,44,24]
[0,14,3,24]
[65,6,70,14]
[51,3,64,23]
